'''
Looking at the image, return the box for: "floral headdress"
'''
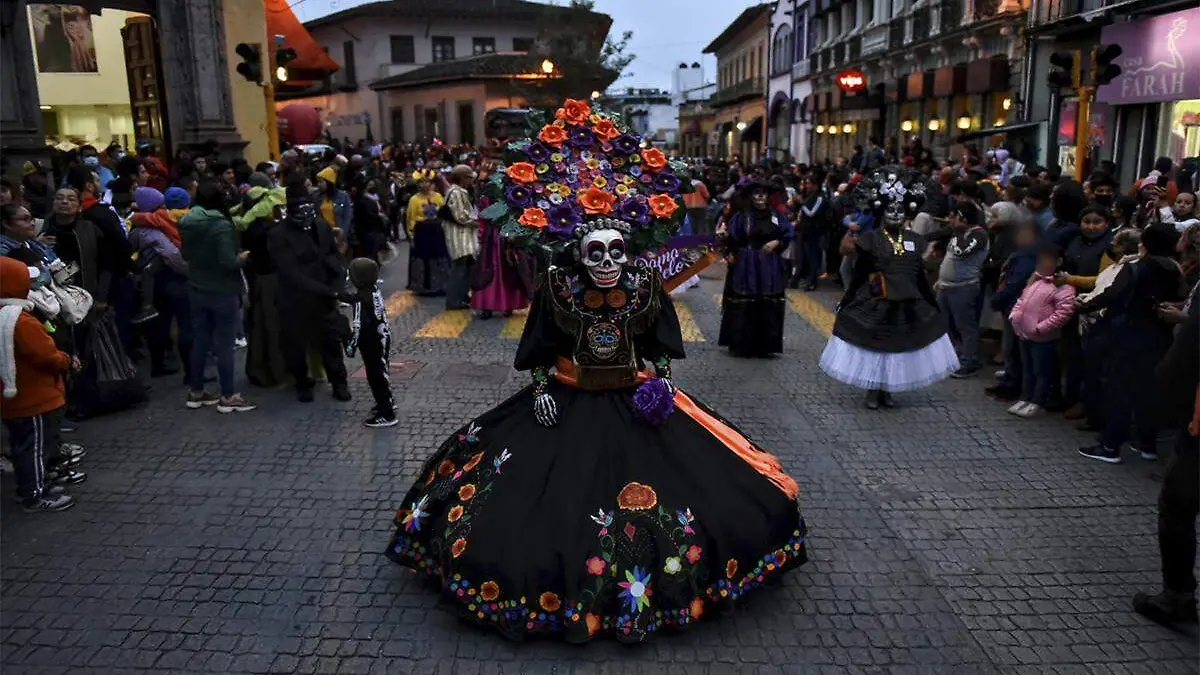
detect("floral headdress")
[851,166,939,218]
[479,99,691,256]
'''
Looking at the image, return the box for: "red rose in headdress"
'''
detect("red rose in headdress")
[518,207,549,228]
[648,194,679,219]
[507,162,538,184]
[641,148,668,170]
[557,99,592,126]
[592,118,621,141]
[538,124,569,148]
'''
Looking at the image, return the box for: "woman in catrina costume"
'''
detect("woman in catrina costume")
[385,100,807,643]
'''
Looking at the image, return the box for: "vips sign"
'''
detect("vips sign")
[1096,7,1199,105]
[837,69,867,94]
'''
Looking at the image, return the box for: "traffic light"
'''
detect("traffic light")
[235,42,262,84]
[1047,51,1078,90]
[1092,43,1122,86]
[275,47,297,82]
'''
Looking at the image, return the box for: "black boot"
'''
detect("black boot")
[1133,590,1198,628]
[864,390,881,410]
[879,391,895,408]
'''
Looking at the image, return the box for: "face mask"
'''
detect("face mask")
[114,151,126,160]
[82,156,100,167]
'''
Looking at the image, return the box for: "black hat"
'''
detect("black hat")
[951,201,983,226]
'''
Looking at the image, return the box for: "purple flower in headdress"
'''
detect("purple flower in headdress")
[505,184,533,207]
[567,126,595,148]
[525,142,552,163]
[617,198,651,225]
[632,378,675,426]
[653,172,681,193]
[547,203,581,237]
[628,165,642,178]
[611,134,639,155]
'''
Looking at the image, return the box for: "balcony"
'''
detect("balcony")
[861,25,889,56]
[1031,0,1116,26]
[932,0,964,35]
[708,78,765,107]
[848,35,861,62]
[792,58,811,81]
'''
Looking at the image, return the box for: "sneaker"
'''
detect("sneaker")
[1078,444,1122,464]
[1133,591,1199,627]
[864,391,881,410]
[21,493,75,513]
[48,454,83,471]
[0,456,12,474]
[49,467,88,485]
[130,308,159,325]
[234,337,248,349]
[1015,403,1045,418]
[364,413,398,428]
[993,369,1007,380]
[186,391,220,409]
[1007,401,1030,415]
[216,394,257,414]
[59,443,86,462]
[59,421,78,433]
[1129,444,1158,461]
[297,388,315,403]
[331,384,352,402]
[950,365,981,379]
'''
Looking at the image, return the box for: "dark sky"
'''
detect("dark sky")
[291,0,762,92]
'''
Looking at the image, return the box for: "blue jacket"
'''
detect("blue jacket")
[991,244,1038,314]
[0,234,58,265]
[318,190,354,240]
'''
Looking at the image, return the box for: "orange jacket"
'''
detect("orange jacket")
[0,257,70,419]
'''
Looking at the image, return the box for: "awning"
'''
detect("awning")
[740,116,763,143]
[265,0,340,81]
[956,121,1042,142]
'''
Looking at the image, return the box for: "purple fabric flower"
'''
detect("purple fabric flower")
[505,185,533,207]
[617,198,650,225]
[632,378,675,426]
[525,143,552,163]
[653,172,681,192]
[611,134,639,155]
[547,203,581,237]
[628,165,642,178]
[567,126,595,148]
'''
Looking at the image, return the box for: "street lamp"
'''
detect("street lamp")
[901,119,914,132]
[275,66,289,82]
[541,59,555,75]
[956,114,972,130]
[815,124,826,134]
[829,125,839,135]
[736,121,747,131]
[590,90,601,100]
[928,119,941,132]
[1002,97,1012,111]
[842,123,853,134]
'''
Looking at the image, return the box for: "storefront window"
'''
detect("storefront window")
[1162,100,1200,167]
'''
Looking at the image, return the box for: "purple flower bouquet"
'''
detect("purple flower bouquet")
[632,378,675,426]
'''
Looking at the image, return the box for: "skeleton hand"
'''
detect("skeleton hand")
[533,393,559,427]
[660,378,676,395]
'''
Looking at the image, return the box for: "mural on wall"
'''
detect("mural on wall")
[29,4,98,73]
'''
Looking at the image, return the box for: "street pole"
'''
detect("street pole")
[265,40,280,161]
[1073,85,1093,183]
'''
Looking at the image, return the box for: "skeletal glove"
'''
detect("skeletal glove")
[533,392,560,428]
[660,378,676,395]
[653,356,675,394]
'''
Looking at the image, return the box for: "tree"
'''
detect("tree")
[507,1,635,108]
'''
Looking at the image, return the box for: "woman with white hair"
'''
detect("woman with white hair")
[442,165,481,310]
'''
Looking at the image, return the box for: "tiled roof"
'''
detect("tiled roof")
[305,0,606,30]
[369,53,543,91]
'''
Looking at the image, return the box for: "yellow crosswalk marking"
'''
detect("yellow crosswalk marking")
[675,302,705,342]
[787,289,835,337]
[385,291,417,316]
[414,310,472,338]
[499,310,529,339]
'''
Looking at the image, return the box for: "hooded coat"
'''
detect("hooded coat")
[0,257,70,418]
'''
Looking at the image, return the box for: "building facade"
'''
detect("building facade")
[286,0,610,145]
[806,0,1026,164]
[1,0,271,173]
[703,4,772,163]
[1023,0,1198,187]
[598,88,677,148]
[767,0,817,163]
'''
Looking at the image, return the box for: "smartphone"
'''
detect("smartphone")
[1157,174,1170,189]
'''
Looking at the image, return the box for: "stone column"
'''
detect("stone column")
[0,0,50,177]
[156,0,247,157]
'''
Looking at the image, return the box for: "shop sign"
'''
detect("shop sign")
[1057,100,1110,148]
[1096,7,1200,105]
[836,69,867,94]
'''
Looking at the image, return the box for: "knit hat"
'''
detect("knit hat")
[316,166,338,185]
[163,186,191,209]
[247,171,272,189]
[133,186,164,212]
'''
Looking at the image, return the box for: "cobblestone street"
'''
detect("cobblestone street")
[2,251,1197,675]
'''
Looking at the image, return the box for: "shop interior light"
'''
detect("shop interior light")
[829,125,839,135]
[901,119,914,132]
[956,115,972,130]
[736,121,747,131]
[842,123,853,133]
[541,59,555,74]
[590,90,601,100]
[928,119,941,132]
[994,119,1006,127]
[815,124,826,134]
[1002,97,1012,111]
[275,66,288,82]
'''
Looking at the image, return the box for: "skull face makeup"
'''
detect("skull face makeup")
[883,200,907,227]
[581,228,627,288]
[750,189,769,211]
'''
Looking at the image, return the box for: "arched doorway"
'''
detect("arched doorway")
[768,91,790,161]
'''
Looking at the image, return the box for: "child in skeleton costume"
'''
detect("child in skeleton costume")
[342,258,395,428]
[385,100,807,643]
[819,168,960,409]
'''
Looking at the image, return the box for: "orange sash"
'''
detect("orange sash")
[552,359,800,500]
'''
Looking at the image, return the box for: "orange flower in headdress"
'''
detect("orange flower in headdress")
[557,99,592,126]
[518,207,548,228]
[577,187,616,215]
[648,194,679,219]
[507,162,537,184]
[592,118,621,141]
[641,147,668,169]
[538,124,569,148]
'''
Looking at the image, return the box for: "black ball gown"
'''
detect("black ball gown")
[385,264,808,643]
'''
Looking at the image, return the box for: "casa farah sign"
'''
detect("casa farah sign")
[1096,7,1199,105]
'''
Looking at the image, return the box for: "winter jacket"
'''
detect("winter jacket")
[230,186,286,232]
[179,206,243,294]
[79,194,133,277]
[1009,273,1076,341]
[990,245,1039,314]
[1063,230,1114,288]
[937,226,990,287]
[267,203,344,315]
[0,257,70,419]
[317,190,353,239]
[128,225,187,276]
[443,184,480,261]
